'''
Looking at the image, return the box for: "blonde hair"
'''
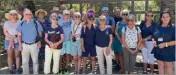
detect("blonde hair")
[120,10,129,16]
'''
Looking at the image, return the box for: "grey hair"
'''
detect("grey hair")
[120,10,129,16]
[23,8,33,16]
[128,14,135,20]
[49,13,58,21]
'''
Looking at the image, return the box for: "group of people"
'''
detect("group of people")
[3,5,175,75]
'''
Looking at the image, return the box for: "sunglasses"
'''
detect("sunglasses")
[122,14,128,16]
[146,15,153,17]
[74,16,81,18]
[99,19,106,21]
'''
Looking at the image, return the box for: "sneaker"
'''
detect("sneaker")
[88,71,95,75]
[64,69,69,74]
[9,69,14,74]
[16,68,21,74]
[142,72,148,74]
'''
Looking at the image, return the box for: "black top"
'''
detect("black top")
[95,26,112,47]
[140,20,157,40]
[152,25,175,56]
[81,25,96,46]
[114,16,122,25]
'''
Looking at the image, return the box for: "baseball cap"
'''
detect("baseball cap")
[87,9,95,20]
[102,7,109,12]
[63,10,70,15]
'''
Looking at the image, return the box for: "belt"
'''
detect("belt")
[22,41,37,45]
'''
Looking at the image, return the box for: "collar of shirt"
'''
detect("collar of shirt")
[22,18,35,24]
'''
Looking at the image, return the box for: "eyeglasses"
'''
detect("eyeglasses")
[146,15,153,17]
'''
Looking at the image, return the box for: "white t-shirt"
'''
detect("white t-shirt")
[4,20,21,41]
[71,21,82,40]
[122,26,141,48]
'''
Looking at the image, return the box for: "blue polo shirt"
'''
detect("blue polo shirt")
[17,19,43,43]
[81,25,96,46]
[139,20,157,40]
[95,16,115,26]
[95,26,112,47]
[58,19,72,41]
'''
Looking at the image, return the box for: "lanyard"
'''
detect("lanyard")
[73,23,80,34]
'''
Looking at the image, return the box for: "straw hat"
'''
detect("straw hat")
[5,10,22,20]
[35,9,47,16]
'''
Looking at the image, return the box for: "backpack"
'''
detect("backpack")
[20,20,41,42]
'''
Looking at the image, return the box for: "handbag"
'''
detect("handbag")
[50,31,63,49]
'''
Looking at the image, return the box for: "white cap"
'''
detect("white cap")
[74,12,81,16]
[63,10,70,15]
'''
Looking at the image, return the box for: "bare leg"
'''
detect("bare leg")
[73,56,78,73]
[91,57,96,72]
[66,54,71,68]
[77,56,81,73]
[165,61,174,74]
[118,52,124,73]
[150,64,154,73]
[82,57,87,73]
[157,60,164,75]
[15,50,21,69]
[7,49,14,70]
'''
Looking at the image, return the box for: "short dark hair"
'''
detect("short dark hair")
[159,11,172,25]
[145,10,153,16]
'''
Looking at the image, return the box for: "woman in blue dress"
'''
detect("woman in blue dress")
[113,10,129,73]
[152,11,175,74]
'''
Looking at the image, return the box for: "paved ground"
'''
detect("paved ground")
[0,53,159,74]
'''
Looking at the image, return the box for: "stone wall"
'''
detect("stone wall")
[161,0,175,24]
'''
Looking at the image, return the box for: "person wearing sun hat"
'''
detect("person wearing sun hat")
[3,10,21,74]
[81,9,97,74]
[35,9,50,71]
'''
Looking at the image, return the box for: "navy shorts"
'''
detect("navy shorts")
[82,45,97,57]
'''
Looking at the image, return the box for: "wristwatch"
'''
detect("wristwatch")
[165,43,168,47]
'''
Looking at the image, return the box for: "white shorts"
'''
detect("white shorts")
[141,41,155,64]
